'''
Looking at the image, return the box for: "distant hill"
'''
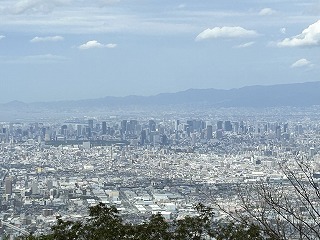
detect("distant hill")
[2,81,320,110]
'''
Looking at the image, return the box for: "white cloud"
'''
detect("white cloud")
[0,35,5,40]
[78,40,117,50]
[291,58,313,68]
[259,8,276,16]
[278,20,320,47]
[234,41,255,48]
[196,26,258,41]
[0,2,225,35]
[280,28,286,34]
[100,0,120,3]
[23,54,67,62]
[98,0,120,6]
[79,40,103,50]
[11,0,68,14]
[30,35,64,43]
[178,4,186,9]
[0,54,67,63]
[106,43,117,48]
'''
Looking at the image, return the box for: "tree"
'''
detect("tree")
[174,203,215,240]
[131,213,172,240]
[18,202,265,240]
[214,157,320,240]
[213,222,263,240]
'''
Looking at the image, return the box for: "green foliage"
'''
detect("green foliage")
[19,202,265,240]
[213,222,264,240]
[174,204,215,240]
[131,213,172,240]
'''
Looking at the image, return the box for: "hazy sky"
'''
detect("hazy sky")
[0,0,320,103]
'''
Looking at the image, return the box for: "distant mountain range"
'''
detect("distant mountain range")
[2,81,320,110]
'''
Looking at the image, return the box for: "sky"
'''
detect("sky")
[0,0,320,103]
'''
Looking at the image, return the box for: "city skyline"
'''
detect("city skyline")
[1,0,320,103]
[0,107,319,237]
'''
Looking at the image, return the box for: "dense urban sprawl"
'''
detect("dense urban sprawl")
[1,107,320,238]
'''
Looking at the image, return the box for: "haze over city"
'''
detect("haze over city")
[3,2,320,239]
[1,0,320,103]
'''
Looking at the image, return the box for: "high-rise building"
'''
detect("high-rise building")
[224,121,232,131]
[161,134,168,145]
[298,124,303,135]
[217,121,223,130]
[86,126,92,138]
[187,120,194,133]
[193,120,205,132]
[149,120,156,132]
[77,125,82,137]
[45,133,51,141]
[191,133,197,146]
[233,122,240,133]
[102,121,107,135]
[175,120,180,131]
[31,181,39,195]
[61,125,68,136]
[5,177,12,195]
[263,124,268,133]
[276,126,281,140]
[140,129,147,145]
[201,121,206,131]
[88,119,94,130]
[309,147,315,158]
[206,125,213,140]
[126,120,138,134]
[41,127,46,137]
[216,129,223,139]
[95,123,101,132]
[121,120,127,134]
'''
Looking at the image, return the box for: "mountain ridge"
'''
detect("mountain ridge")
[2,81,320,109]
